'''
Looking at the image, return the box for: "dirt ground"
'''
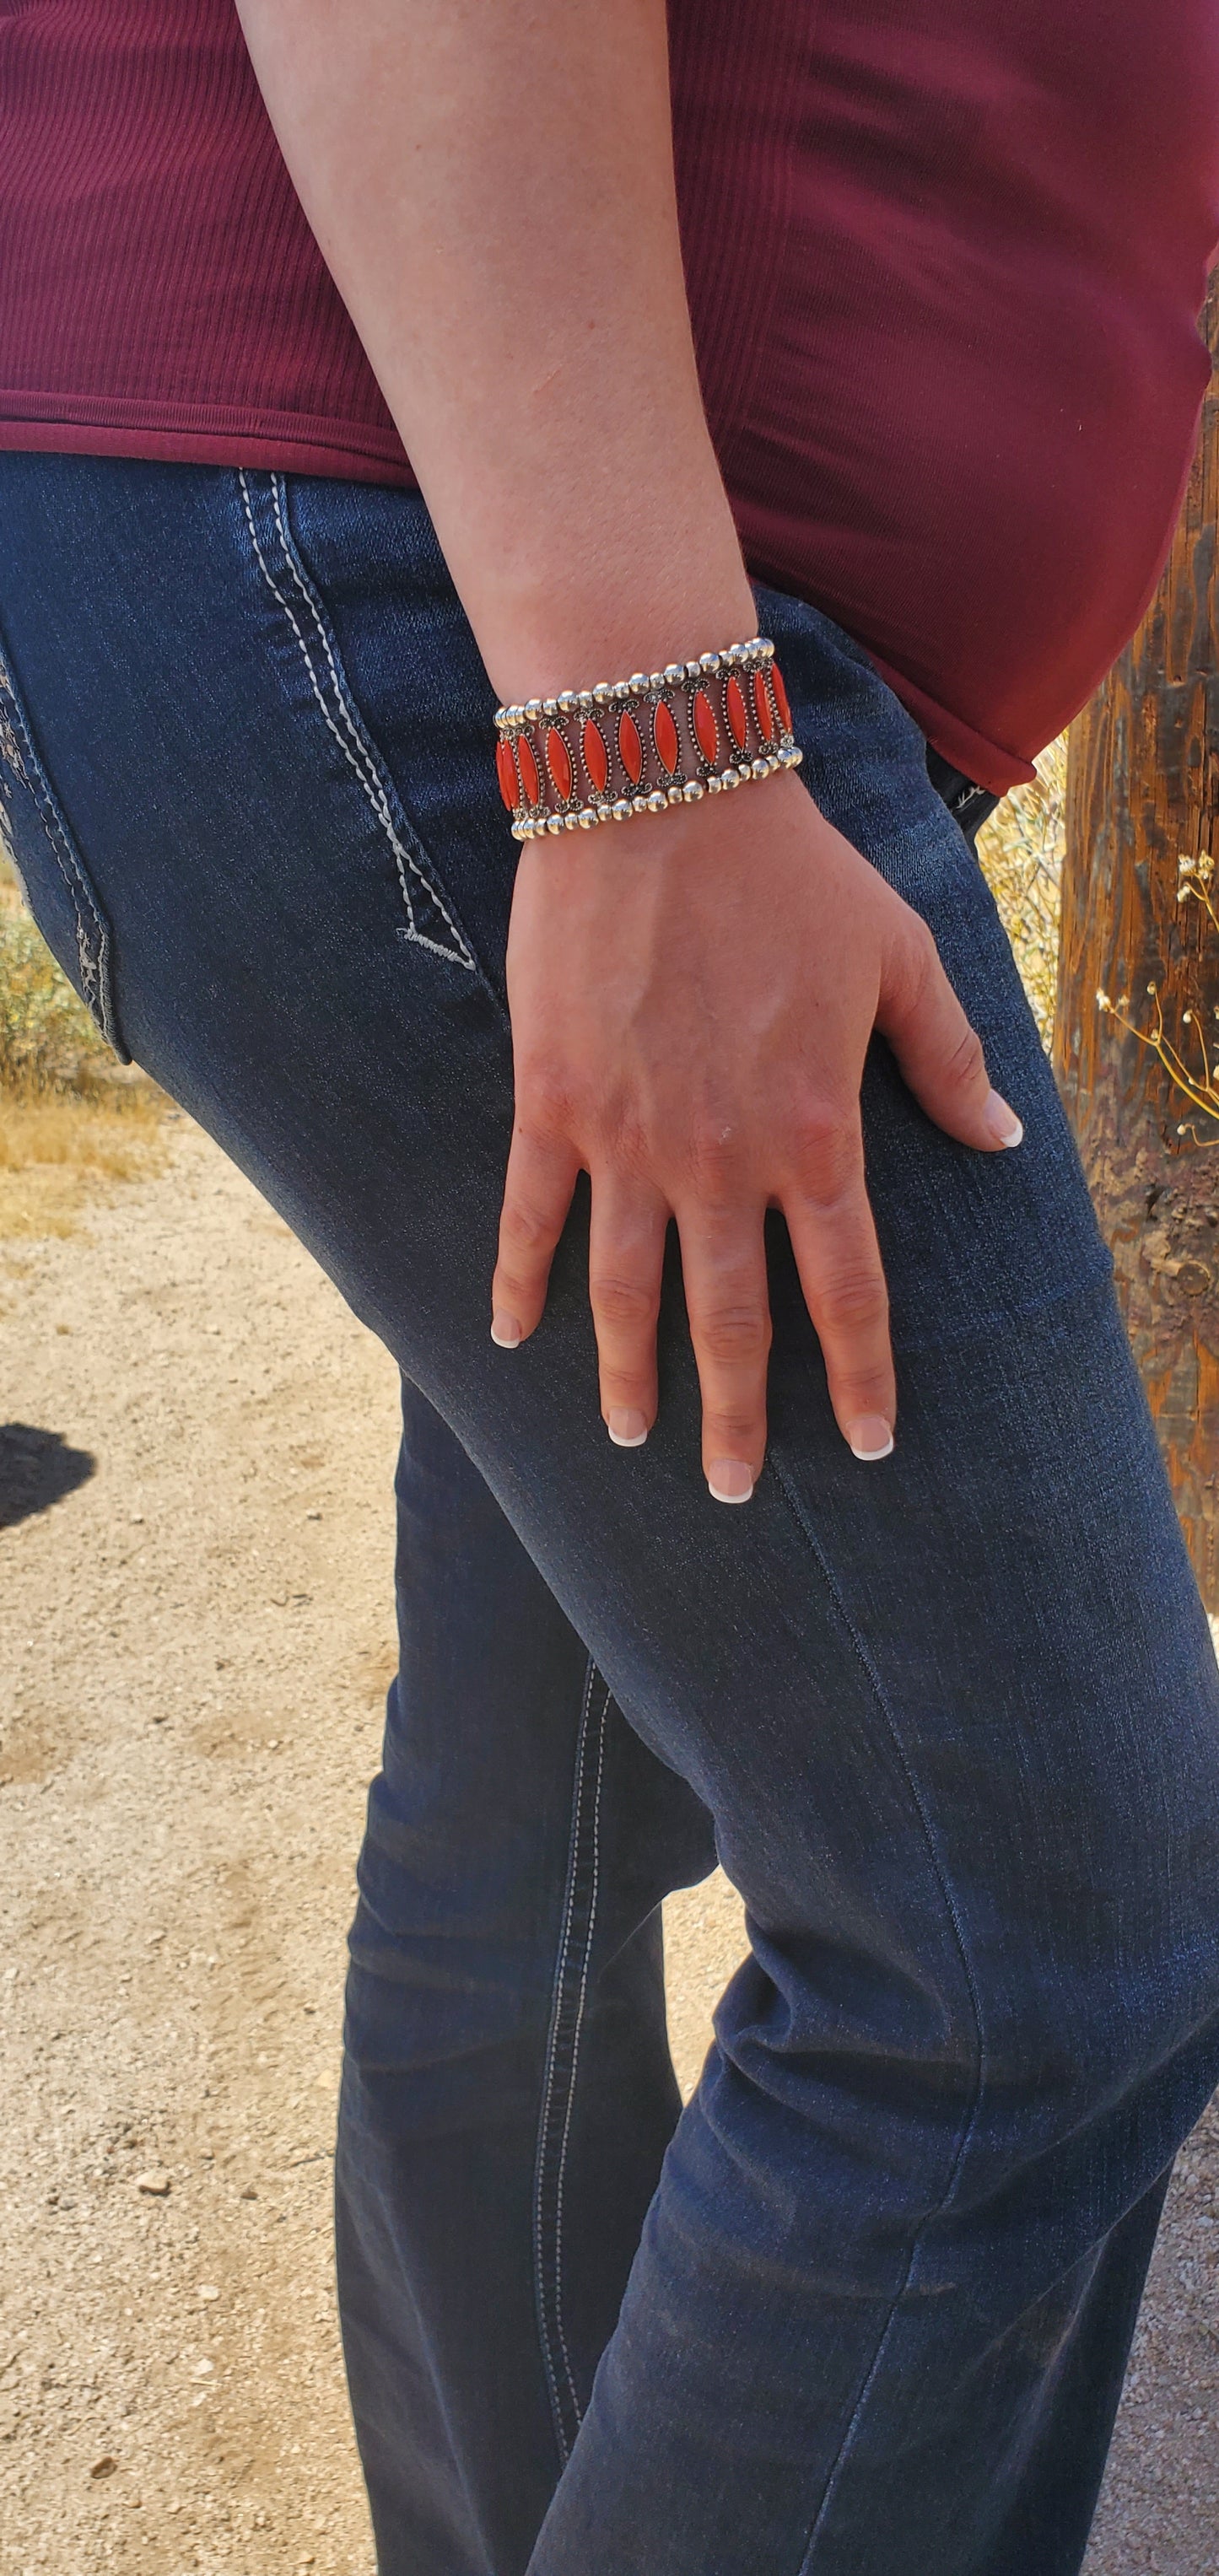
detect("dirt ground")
[2,1116,1217,2575]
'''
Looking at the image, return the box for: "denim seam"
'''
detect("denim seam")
[551,1676,610,2425]
[531,1654,605,2466]
[769,1455,989,2573]
[0,638,127,1059]
[236,467,476,973]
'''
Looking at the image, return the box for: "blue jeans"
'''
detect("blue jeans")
[3,451,1218,2576]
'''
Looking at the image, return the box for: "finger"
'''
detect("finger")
[492,1123,580,1346]
[588,1173,668,1446]
[783,1134,896,1459]
[876,919,1023,1151]
[677,1203,772,1503]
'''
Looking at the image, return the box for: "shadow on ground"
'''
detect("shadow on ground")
[0,1420,95,1530]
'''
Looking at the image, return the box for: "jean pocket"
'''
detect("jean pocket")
[0,622,130,1063]
[235,467,480,978]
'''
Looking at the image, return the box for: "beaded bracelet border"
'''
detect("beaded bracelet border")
[494,635,801,840]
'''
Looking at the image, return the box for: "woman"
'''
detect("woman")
[3,3,1219,2569]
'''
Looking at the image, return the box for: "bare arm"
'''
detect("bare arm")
[235,0,1022,1495]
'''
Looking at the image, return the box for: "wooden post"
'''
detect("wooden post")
[1054,273,1219,1605]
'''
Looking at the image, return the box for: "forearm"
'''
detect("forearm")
[233,0,755,697]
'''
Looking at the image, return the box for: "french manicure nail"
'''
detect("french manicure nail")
[847,1415,894,1462]
[607,1408,649,1448]
[984,1088,1023,1148]
[708,1460,754,1504]
[490,1312,522,1349]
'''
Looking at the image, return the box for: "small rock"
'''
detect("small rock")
[239,2185,257,2200]
[90,2455,117,2480]
[190,2358,214,2379]
[135,2169,172,2196]
[197,2284,219,2304]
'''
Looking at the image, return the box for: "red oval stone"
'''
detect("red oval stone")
[618,711,644,786]
[654,699,680,776]
[725,673,748,751]
[752,670,775,742]
[771,660,792,736]
[495,737,520,810]
[546,726,574,803]
[517,734,542,806]
[692,687,718,765]
[582,719,609,795]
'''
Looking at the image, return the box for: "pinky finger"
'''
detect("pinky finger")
[492,1124,581,1347]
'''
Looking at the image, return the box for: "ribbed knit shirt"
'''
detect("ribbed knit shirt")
[2,0,1217,791]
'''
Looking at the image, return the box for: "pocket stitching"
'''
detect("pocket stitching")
[237,469,477,974]
[0,640,127,1059]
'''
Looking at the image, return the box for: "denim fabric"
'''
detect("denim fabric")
[3,451,1218,2576]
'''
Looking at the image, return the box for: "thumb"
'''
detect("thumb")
[875,919,1023,1152]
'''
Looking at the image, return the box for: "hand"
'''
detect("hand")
[491,771,1022,1500]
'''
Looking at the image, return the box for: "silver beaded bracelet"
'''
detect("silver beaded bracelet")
[493,635,802,841]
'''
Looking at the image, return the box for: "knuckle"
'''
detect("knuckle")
[590,1272,659,1332]
[687,1120,741,1199]
[515,1063,577,1138]
[499,1194,556,1258]
[817,1268,888,1335]
[941,1022,987,1096]
[694,1302,772,1365]
[789,1104,857,1204]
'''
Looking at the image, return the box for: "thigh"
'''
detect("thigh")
[3,452,1217,2230]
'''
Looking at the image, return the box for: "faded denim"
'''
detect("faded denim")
[3,451,1219,2576]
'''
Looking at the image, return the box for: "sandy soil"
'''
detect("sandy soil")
[1,1118,1216,2574]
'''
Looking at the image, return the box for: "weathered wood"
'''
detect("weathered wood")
[1054,273,1219,1603]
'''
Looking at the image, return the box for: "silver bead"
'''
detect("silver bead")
[666,784,684,805]
[720,768,741,790]
[542,698,558,720]
[564,811,580,831]
[664,663,686,687]
[592,682,614,706]
[555,692,575,715]
[577,807,597,830]
[706,773,723,794]
[633,795,650,814]
[525,699,544,723]
[615,680,634,701]
[759,637,775,658]
[612,800,633,823]
[699,651,721,675]
[629,672,650,694]
[752,758,769,780]
[682,779,705,802]
[685,659,702,680]
[649,671,666,693]
[546,815,564,836]
[577,692,594,714]
[646,790,668,814]
[736,764,753,784]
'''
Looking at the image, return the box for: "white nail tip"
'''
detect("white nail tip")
[850,1434,895,1462]
[708,1481,754,1504]
[607,1426,649,1448]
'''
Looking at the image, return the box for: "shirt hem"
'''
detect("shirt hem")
[0,395,416,489]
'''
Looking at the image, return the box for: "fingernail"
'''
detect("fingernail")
[984,1089,1023,1148]
[708,1460,754,1504]
[491,1312,522,1349]
[847,1415,894,1462]
[607,1408,649,1448]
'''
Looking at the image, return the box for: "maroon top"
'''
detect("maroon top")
[1,0,1216,792]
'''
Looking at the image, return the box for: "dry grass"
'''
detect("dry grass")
[0,842,167,1236]
[976,735,1065,1047]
